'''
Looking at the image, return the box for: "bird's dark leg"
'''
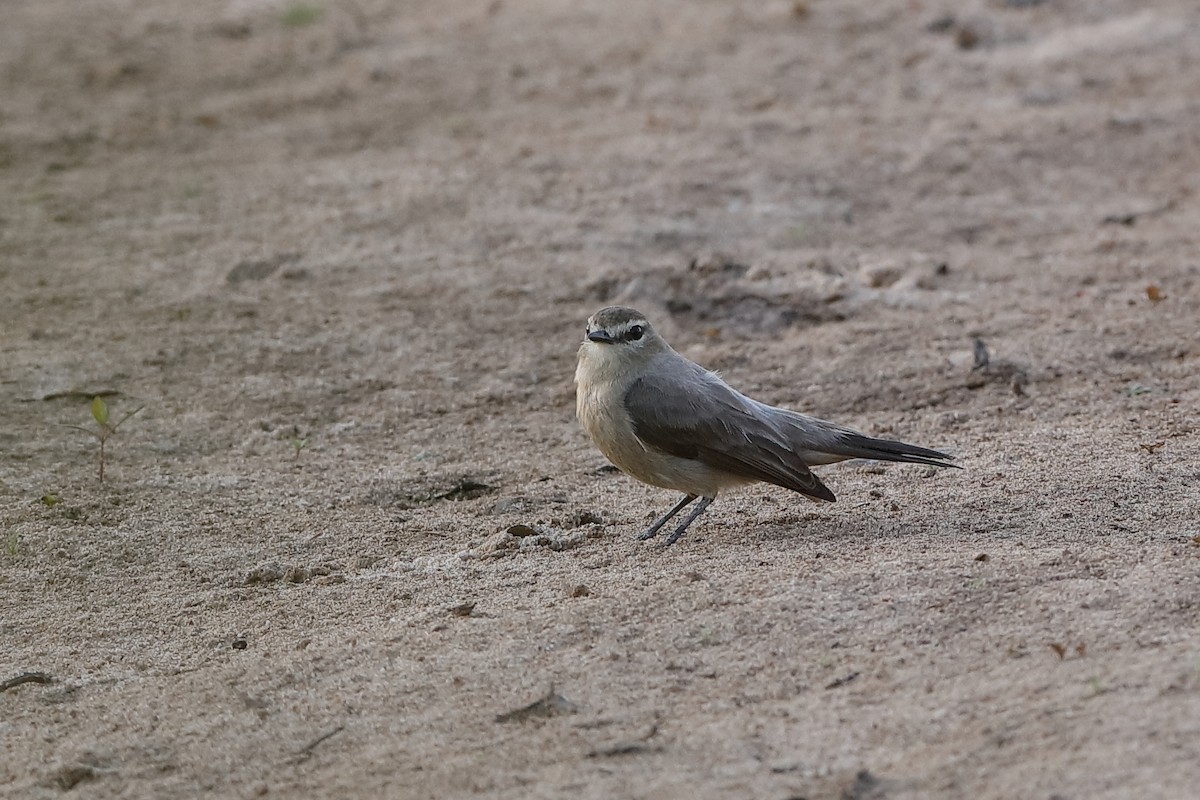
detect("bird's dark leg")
[664,496,714,546]
[637,494,697,541]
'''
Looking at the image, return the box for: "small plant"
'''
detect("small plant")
[289,435,309,460]
[281,3,322,27]
[65,396,143,483]
[288,431,309,462]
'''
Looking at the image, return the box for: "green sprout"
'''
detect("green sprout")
[282,3,322,27]
[65,396,143,483]
[290,436,309,460]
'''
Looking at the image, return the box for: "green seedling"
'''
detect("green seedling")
[290,436,309,460]
[65,396,143,482]
[281,3,321,26]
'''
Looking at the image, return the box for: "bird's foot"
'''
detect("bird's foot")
[660,496,714,546]
[635,494,697,542]
[664,527,687,546]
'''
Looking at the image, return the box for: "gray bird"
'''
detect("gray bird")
[575,306,958,545]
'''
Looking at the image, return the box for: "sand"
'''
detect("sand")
[2,1,1199,797]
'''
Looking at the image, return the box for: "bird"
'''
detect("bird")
[574,306,959,545]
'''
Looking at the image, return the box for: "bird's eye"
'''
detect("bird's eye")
[626,325,644,341]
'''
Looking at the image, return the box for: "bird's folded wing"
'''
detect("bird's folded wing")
[624,373,836,502]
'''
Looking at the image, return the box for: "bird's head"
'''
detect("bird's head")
[585,307,662,347]
[580,306,666,358]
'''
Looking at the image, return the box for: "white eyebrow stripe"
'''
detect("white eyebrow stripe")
[608,319,648,336]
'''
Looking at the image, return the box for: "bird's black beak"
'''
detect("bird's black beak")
[587,330,616,344]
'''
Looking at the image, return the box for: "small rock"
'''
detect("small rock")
[548,532,586,551]
[437,478,494,502]
[858,260,905,289]
[479,530,518,557]
[569,510,603,527]
[449,601,476,617]
[284,566,310,583]
[495,689,579,723]
[48,764,97,791]
[688,250,748,276]
[571,584,590,598]
[518,534,554,549]
[972,338,990,369]
[244,563,284,584]
[955,25,981,49]
[926,15,956,33]
[490,497,529,514]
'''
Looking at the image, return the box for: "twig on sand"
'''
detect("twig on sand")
[1,672,52,692]
[292,725,345,763]
[495,687,579,723]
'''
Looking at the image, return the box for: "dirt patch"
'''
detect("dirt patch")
[3,1,1200,798]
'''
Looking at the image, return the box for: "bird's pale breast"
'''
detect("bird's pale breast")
[575,345,748,497]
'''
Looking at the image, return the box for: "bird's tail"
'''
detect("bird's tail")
[820,431,959,468]
[769,406,960,469]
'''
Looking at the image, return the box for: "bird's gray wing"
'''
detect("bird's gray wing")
[624,372,836,502]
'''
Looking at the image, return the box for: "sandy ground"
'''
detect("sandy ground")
[2,1,1199,797]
